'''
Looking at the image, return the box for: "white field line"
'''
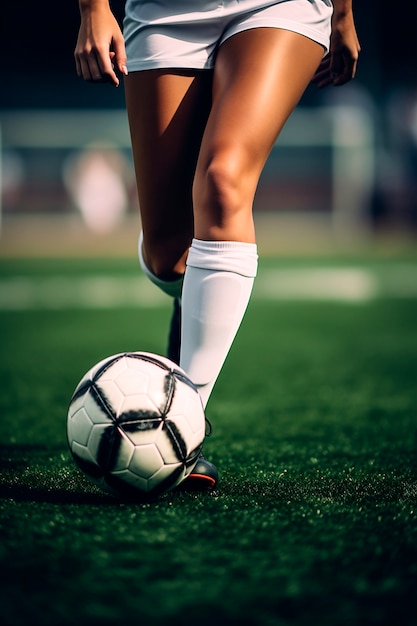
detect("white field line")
[0,267,416,310]
[254,268,379,302]
[0,276,166,310]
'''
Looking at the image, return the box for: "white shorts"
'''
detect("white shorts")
[124,0,333,72]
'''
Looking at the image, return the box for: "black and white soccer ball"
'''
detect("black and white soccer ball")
[67,352,206,498]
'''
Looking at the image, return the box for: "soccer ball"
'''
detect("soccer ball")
[67,352,206,499]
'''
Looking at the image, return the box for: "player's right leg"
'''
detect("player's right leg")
[124,69,218,489]
[124,69,212,282]
[125,69,212,362]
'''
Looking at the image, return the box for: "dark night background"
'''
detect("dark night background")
[0,1,416,110]
[0,1,416,234]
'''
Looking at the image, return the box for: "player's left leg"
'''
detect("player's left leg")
[180,28,325,407]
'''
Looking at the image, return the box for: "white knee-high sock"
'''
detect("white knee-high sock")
[138,231,183,299]
[180,239,258,408]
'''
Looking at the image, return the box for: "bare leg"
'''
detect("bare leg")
[193,28,325,242]
[124,69,212,279]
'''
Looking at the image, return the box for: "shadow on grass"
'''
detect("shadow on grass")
[0,444,215,507]
[0,443,133,505]
[0,483,117,505]
[1,443,416,509]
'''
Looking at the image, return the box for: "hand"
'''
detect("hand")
[312,12,361,88]
[74,5,127,87]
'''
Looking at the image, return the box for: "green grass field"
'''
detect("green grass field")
[0,254,416,626]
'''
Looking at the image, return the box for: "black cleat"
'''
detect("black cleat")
[182,454,218,490]
[167,297,181,365]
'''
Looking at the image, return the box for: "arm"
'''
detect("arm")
[313,0,361,88]
[74,0,127,87]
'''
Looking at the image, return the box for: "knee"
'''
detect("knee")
[195,155,242,214]
[140,231,191,280]
[193,150,256,239]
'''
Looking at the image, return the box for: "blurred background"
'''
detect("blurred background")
[0,1,416,256]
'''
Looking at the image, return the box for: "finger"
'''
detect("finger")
[332,53,358,86]
[74,53,82,79]
[95,46,120,86]
[311,56,330,80]
[351,54,359,79]
[314,56,331,73]
[81,52,114,84]
[89,51,110,82]
[75,47,91,80]
[316,76,334,89]
[312,67,330,82]
[330,54,344,83]
[113,35,128,76]
[78,56,94,82]
[312,68,333,87]
[318,55,331,68]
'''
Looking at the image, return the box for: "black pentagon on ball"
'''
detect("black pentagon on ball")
[95,424,126,471]
[117,410,162,426]
[163,419,188,461]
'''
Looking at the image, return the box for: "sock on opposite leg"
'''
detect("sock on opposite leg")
[138,231,183,299]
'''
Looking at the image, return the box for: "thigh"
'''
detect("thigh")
[193,28,325,239]
[124,69,212,275]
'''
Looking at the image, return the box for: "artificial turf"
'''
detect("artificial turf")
[0,256,416,626]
